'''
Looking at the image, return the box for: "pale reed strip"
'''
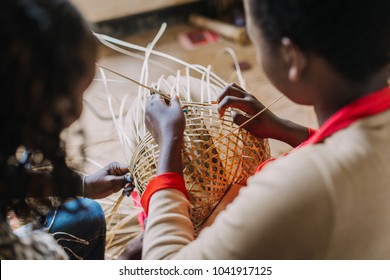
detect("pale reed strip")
[211,47,247,90]
[105,194,125,248]
[96,64,171,100]
[106,212,139,239]
[94,33,228,88]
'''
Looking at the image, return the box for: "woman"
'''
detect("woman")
[0,0,131,259]
[141,0,390,259]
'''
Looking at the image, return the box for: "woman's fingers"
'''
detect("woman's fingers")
[106,162,129,175]
[230,83,247,93]
[148,94,167,111]
[217,83,258,117]
[231,110,247,125]
[123,173,132,183]
[217,83,247,103]
[146,93,185,147]
[122,183,135,197]
[218,96,254,117]
[171,94,181,106]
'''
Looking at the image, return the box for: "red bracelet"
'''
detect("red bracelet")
[140,172,189,215]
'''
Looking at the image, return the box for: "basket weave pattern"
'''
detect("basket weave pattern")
[130,102,270,233]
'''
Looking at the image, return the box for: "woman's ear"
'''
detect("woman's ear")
[281,37,307,82]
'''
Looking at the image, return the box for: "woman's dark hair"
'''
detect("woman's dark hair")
[247,0,390,82]
[0,0,96,217]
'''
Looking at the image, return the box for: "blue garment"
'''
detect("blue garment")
[44,198,106,260]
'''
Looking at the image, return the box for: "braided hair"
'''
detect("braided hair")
[0,0,97,217]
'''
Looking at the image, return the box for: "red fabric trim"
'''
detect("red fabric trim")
[304,86,390,145]
[307,127,318,138]
[141,172,189,215]
[255,86,390,172]
[255,158,276,173]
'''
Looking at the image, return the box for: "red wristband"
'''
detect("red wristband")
[141,172,189,215]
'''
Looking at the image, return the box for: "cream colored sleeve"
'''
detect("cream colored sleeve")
[142,146,334,259]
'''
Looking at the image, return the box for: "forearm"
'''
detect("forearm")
[143,189,194,259]
[157,139,183,175]
[144,149,332,260]
[140,170,193,259]
[269,117,311,147]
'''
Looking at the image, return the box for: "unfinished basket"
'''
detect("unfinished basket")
[94,26,277,258]
[130,101,270,233]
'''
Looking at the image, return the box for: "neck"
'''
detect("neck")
[313,67,389,126]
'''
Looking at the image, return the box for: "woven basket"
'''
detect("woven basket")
[130,101,270,233]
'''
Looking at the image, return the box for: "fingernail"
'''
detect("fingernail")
[124,173,132,183]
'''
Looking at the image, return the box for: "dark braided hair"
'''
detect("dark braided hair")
[247,0,390,82]
[0,0,97,217]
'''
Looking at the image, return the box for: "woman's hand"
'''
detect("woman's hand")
[218,83,283,138]
[218,83,310,147]
[145,95,185,175]
[145,95,185,146]
[84,162,133,199]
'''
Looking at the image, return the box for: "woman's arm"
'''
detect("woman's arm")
[218,83,310,147]
[4,162,132,199]
[145,94,185,175]
[142,147,333,259]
